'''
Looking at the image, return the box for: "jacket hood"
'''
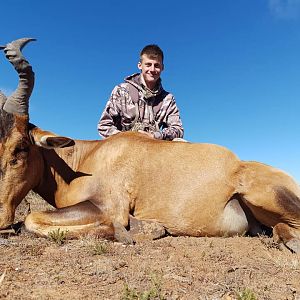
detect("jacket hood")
[124,73,142,91]
[125,73,163,99]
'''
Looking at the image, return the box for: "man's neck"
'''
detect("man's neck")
[140,74,157,91]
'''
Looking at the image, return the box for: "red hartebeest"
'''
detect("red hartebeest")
[1,38,300,252]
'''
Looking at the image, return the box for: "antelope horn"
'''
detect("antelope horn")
[1,38,36,115]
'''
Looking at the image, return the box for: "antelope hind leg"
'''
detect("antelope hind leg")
[24,200,134,244]
[242,190,300,253]
[273,223,300,253]
[245,187,300,253]
[237,162,300,253]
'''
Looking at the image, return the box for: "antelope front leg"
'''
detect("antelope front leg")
[24,200,134,244]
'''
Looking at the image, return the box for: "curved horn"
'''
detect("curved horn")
[2,38,36,115]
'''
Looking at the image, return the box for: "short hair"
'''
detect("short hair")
[0,109,15,140]
[140,44,164,63]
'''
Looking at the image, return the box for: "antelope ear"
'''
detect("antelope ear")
[29,124,73,149]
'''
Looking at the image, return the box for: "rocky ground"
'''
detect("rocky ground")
[0,192,300,300]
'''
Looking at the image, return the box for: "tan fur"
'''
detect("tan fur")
[1,121,300,250]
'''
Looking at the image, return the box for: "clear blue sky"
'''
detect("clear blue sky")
[1,0,300,183]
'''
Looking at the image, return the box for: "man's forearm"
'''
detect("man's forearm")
[97,118,121,138]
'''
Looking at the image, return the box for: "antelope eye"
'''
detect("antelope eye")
[10,158,18,166]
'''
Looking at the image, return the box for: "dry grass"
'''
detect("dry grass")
[0,270,6,286]
[0,192,299,299]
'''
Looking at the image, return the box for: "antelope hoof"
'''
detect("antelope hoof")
[129,216,166,241]
[285,238,300,254]
[113,222,135,245]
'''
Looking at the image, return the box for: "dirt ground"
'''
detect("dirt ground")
[0,192,300,300]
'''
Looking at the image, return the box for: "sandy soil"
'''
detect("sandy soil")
[0,192,300,300]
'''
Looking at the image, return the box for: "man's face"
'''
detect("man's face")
[138,54,164,89]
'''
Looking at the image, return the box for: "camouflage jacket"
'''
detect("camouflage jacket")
[97,73,184,140]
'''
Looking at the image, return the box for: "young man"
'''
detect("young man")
[97,45,184,140]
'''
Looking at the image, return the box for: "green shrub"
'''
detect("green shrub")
[48,228,68,245]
